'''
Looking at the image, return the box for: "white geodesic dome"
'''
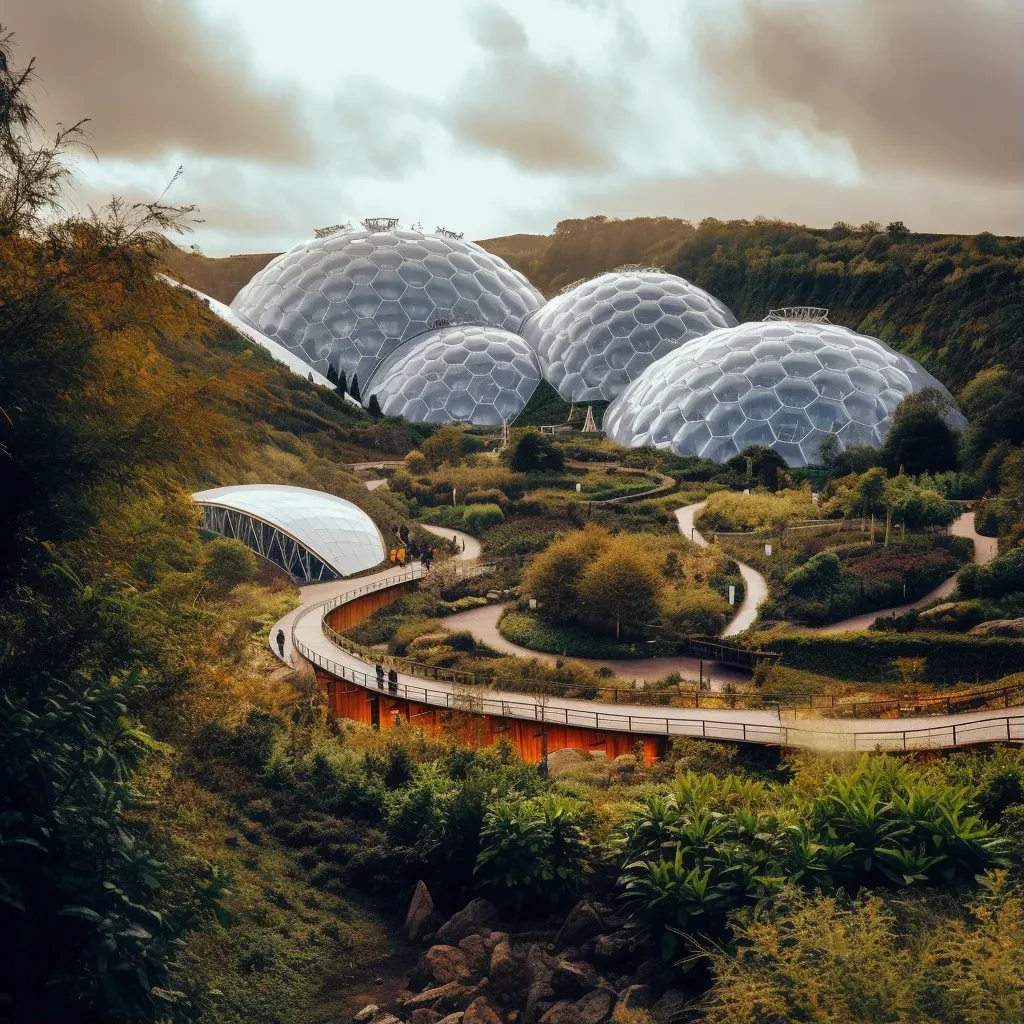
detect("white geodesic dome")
[520,270,737,403]
[602,320,967,468]
[230,227,544,384]
[364,324,541,425]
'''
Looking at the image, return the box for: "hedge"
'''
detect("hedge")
[499,609,680,660]
[747,629,1024,684]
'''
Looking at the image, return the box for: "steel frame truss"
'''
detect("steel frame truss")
[200,504,338,584]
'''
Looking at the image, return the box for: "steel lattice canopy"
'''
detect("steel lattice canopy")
[193,484,386,582]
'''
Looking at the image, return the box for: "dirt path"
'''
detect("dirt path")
[811,511,996,634]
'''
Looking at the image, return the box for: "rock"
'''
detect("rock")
[354,1005,379,1022]
[437,1015,465,1024]
[592,932,633,967]
[409,1012,441,1024]
[969,617,1024,637]
[574,990,613,1024]
[540,1001,580,1024]
[488,941,520,995]
[459,934,489,975]
[374,1016,402,1024]
[523,982,555,1024]
[546,748,587,779]
[551,961,598,998]
[404,982,475,1013]
[436,899,501,947]
[612,986,650,1023]
[406,881,444,944]
[483,930,509,953]
[525,944,555,986]
[410,946,472,991]
[650,989,688,1024]
[463,996,504,1024]
[554,902,605,953]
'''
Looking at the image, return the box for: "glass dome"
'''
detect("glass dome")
[230,227,544,384]
[603,320,967,468]
[520,270,737,403]
[364,324,541,425]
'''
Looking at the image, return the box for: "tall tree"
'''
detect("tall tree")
[349,373,361,402]
[880,389,959,476]
[337,368,348,395]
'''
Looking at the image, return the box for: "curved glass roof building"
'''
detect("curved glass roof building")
[365,324,541,425]
[193,484,386,583]
[520,270,737,403]
[603,320,966,468]
[230,227,544,385]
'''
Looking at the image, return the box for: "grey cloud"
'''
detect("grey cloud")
[699,0,1024,184]
[446,50,628,171]
[331,80,427,177]
[469,3,529,52]
[6,0,312,163]
[572,171,1024,236]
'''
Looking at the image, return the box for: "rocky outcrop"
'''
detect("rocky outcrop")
[592,932,633,968]
[354,1005,380,1022]
[554,902,604,953]
[406,881,444,944]
[435,899,501,947]
[463,997,503,1024]
[969,616,1024,637]
[551,961,598,999]
[458,934,489,976]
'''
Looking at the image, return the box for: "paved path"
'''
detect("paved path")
[676,502,768,636]
[419,523,483,560]
[442,602,746,687]
[286,563,1024,752]
[811,511,997,634]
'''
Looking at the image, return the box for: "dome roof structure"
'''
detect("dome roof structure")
[520,270,738,403]
[364,324,541,425]
[230,226,544,384]
[193,484,386,582]
[602,321,966,468]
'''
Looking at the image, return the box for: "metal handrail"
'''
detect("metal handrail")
[291,626,1024,750]
[294,569,1024,720]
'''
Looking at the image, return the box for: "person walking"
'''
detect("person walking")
[375,662,385,689]
[275,628,285,657]
[387,667,399,695]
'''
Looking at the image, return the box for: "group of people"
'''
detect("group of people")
[393,524,435,569]
[375,661,399,694]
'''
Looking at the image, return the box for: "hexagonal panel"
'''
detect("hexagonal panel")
[601,319,965,470]
[230,226,544,383]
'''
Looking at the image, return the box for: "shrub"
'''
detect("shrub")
[957,547,1024,600]
[421,426,464,469]
[659,586,730,637]
[916,601,986,632]
[464,488,506,506]
[578,536,662,636]
[521,525,611,621]
[204,537,259,591]
[697,488,817,532]
[463,503,505,533]
[404,449,428,474]
[499,428,565,473]
[475,793,589,910]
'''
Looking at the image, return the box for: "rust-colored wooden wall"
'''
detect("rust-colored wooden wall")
[315,670,667,765]
[324,581,413,632]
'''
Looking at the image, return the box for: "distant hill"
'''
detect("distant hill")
[165,216,1023,391]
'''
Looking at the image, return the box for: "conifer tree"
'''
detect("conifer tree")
[367,393,382,419]
[337,369,348,395]
[349,373,361,402]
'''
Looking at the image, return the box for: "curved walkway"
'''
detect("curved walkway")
[811,511,997,634]
[287,564,1024,752]
[676,502,768,636]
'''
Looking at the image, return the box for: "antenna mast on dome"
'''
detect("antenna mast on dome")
[362,217,400,232]
[765,306,830,323]
[313,222,351,238]
[436,226,464,240]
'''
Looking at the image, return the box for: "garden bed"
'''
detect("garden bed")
[498,608,682,659]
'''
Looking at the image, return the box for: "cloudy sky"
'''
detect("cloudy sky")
[12,0,1022,254]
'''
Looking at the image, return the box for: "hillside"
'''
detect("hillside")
[172,216,1022,392]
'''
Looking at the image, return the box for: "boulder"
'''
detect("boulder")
[523,981,555,1024]
[525,944,556,986]
[410,946,472,991]
[374,1016,402,1024]
[488,941,520,996]
[483,930,510,952]
[612,985,650,1024]
[463,997,504,1024]
[436,899,501,947]
[574,990,613,1024]
[969,617,1024,637]
[592,932,633,967]
[554,902,605,953]
[551,961,598,998]
[437,1015,465,1024]
[354,1005,379,1022]
[410,1012,442,1024]
[404,983,475,1014]
[546,748,587,779]
[540,1001,580,1024]
[406,881,444,944]
[650,989,688,1024]
[459,934,489,975]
